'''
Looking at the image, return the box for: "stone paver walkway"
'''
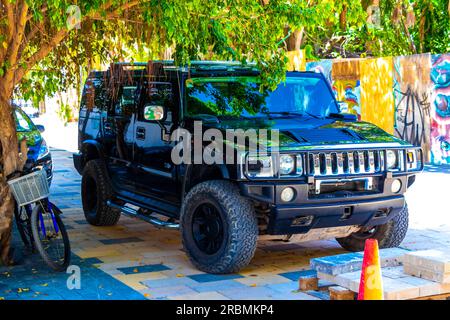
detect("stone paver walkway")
[1,148,449,300]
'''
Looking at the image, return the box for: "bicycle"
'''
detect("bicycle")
[8,169,71,272]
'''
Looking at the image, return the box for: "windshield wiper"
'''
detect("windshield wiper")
[262,111,304,117]
[263,111,323,119]
[303,111,323,119]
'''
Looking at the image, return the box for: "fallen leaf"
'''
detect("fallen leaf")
[250,284,257,287]
[41,283,49,287]
[133,268,139,273]
[143,293,151,298]
[176,274,184,278]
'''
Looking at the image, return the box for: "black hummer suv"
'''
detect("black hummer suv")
[74,61,422,274]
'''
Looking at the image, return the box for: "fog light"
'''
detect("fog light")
[391,179,402,193]
[281,187,295,202]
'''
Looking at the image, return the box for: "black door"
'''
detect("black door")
[132,81,180,204]
[105,85,137,192]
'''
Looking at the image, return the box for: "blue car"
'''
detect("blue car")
[13,105,53,184]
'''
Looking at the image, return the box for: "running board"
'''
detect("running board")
[106,201,179,230]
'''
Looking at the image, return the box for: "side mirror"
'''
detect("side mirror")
[143,104,165,121]
[36,125,45,133]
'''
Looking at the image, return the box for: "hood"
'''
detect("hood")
[201,116,409,151]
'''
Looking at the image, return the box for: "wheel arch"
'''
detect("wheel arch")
[182,163,231,200]
[80,140,106,171]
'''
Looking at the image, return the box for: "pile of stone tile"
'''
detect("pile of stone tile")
[402,249,450,284]
[310,248,450,300]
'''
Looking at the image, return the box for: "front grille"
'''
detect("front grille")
[307,150,384,176]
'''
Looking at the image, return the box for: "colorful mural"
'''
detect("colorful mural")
[430,54,450,165]
[360,57,395,134]
[307,59,361,118]
[332,79,361,119]
[304,54,449,164]
[306,59,333,84]
[393,54,432,162]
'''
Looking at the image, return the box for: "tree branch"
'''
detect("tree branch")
[5,0,15,42]
[14,0,144,85]
[7,0,29,66]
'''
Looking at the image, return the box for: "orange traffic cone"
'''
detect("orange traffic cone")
[357,239,384,300]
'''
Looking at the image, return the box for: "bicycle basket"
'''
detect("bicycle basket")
[7,170,50,206]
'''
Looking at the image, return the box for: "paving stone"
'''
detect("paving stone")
[278,269,317,281]
[403,264,450,283]
[218,286,279,300]
[310,248,409,276]
[402,249,450,274]
[188,279,247,293]
[188,273,244,283]
[397,276,442,297]
[118,264,171,275]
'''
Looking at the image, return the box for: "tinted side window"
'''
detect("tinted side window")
[80,77,107,111]
[114,86,137,118]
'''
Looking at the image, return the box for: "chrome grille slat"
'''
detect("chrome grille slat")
[357,151,365,173]
[325,153,333,175]
[307,149,384,177]
[348,152,355,174]
[337,153,344,175]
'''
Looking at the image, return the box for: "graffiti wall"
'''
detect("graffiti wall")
[360,57,395,134]
[305,53,449,165]
[306,59,333,84]
[430,54,450,165]
[306,59,361,119]
[393,54,432,162]
[332,59,362,120]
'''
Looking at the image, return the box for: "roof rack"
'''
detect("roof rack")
[107,60,257,71]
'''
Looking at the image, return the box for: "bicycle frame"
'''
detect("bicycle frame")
[36,200,60,237]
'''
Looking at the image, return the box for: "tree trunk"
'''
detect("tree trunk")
[0,83,20,265]
[285,27,304,51]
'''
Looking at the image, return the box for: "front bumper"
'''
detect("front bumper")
[73,152,83,175]
[266,195,405,235]
[239,175,411,235]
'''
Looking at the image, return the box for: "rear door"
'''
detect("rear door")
[132,81,180,204]
[105,85,138,192]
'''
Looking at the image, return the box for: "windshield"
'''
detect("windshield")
[186,73,339,119]
[14,108,36,132]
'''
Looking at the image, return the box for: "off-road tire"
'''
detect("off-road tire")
[180,180,258,274]
[336,204,409,252]
[81,159,120,226]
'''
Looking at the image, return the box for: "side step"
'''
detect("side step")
[107,200,180,230]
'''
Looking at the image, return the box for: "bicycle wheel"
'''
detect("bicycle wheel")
[14,205,34,251]
[31,202,71,271]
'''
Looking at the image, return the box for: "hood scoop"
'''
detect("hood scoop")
[282,128,364,144]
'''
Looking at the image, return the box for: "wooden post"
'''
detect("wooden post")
[329,286,356,300]
[299,276,319,291]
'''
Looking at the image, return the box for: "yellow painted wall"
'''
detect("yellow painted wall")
[287,50,306,71]
[360,57,395,134]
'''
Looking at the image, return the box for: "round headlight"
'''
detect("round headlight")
[279,155,295,175]
[281,187,296,202]
[386,150,397,169]
[391,179,402,193]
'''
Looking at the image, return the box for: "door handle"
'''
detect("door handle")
[104,122,112,131]
[136,127,146,140]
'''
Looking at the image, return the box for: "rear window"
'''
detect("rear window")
[14,108,35,132]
